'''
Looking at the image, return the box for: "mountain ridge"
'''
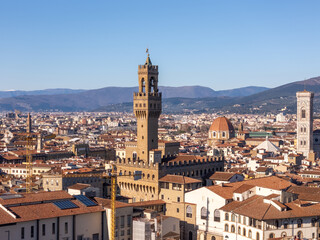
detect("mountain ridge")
[0,86,268,112]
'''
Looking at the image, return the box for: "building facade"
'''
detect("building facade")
[296,90,314,157]
[116,54,224,202]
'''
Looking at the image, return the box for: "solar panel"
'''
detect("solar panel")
[53,200,79,210]
[74,195,97,207]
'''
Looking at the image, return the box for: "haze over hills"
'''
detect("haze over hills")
[0,86,267,112]
[0,88,85,99]
[97,76,320,114]
[2,76,320,113]
[229,76,320,114]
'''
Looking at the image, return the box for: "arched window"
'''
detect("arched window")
[211,237,216,240]
[256,232,260,240]
[133,152,137,160]
[243,228,246,236]
[214,210,220,222]
[150,77,155,92]
[231,214,236,222]
[141,78,145,92]
[301,109,306,118]
[269,233,275,238]
[281,232,287,237]
[297,218,303,228]
[224,224,229,232]
[225,213,229,221]
[238,226,241,234]
[248,230,252,238]
[297,231,303,238]
[231,225,235,233]
[222,131,226,137]
[186,205,192,218]
[201,207,207,220]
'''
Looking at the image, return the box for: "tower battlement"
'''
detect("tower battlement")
[117,157,159,170]
[160,156,223,167]
[117,155,223,169]
[133,92,162,98]
[138,65,158,71]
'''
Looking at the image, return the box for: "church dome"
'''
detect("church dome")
[209,117,234,132]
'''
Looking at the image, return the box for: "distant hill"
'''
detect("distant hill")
[95,96,236,114]
[0,88,84,98]
[96,76,320,114]
[228,76,320,113]
[0,86,267,112]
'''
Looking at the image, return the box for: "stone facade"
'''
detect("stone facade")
[134,56,161,163]
[117,156,224,202]
[116,54,225,203]
[296,90,314,157]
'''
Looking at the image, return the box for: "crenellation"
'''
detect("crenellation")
[117,54,225,202]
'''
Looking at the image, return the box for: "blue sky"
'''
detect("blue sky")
[1,1,320,91]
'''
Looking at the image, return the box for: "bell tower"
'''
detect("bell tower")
[296,90,314,157]
[133,51,162,163]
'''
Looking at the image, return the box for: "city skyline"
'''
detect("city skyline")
[1,1,320,91]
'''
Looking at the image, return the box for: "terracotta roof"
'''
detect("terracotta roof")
[94,197,131,209]
[0,191,72,205]
[209,172,240,181]
[206,185,235,199]
[287,186,320,202]
[68,183,91,190]
[206,176,293,199]
[233,184,254,193]
[221,195,320,220]
[0,192,103,225]
[209,117,234,132]
[128,200,166,208]
[159,175,201,184]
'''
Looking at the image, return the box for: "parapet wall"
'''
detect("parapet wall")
[116,155,223,170]
[160,156,224,169]
[116,157,159,170]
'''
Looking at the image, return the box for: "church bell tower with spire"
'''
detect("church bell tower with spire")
[133,51,162,163]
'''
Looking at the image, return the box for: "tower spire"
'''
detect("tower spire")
[145,48,152,66]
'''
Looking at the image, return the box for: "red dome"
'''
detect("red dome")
[209,117,234,132]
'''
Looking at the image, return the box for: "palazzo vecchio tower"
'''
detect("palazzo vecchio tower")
[133,52,162,163]
[116,52,224,202]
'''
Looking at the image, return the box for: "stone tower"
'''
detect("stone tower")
[27,113,32,133]
[133,53,162,163]
[296,90,314,157]
[37,133,42,153]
